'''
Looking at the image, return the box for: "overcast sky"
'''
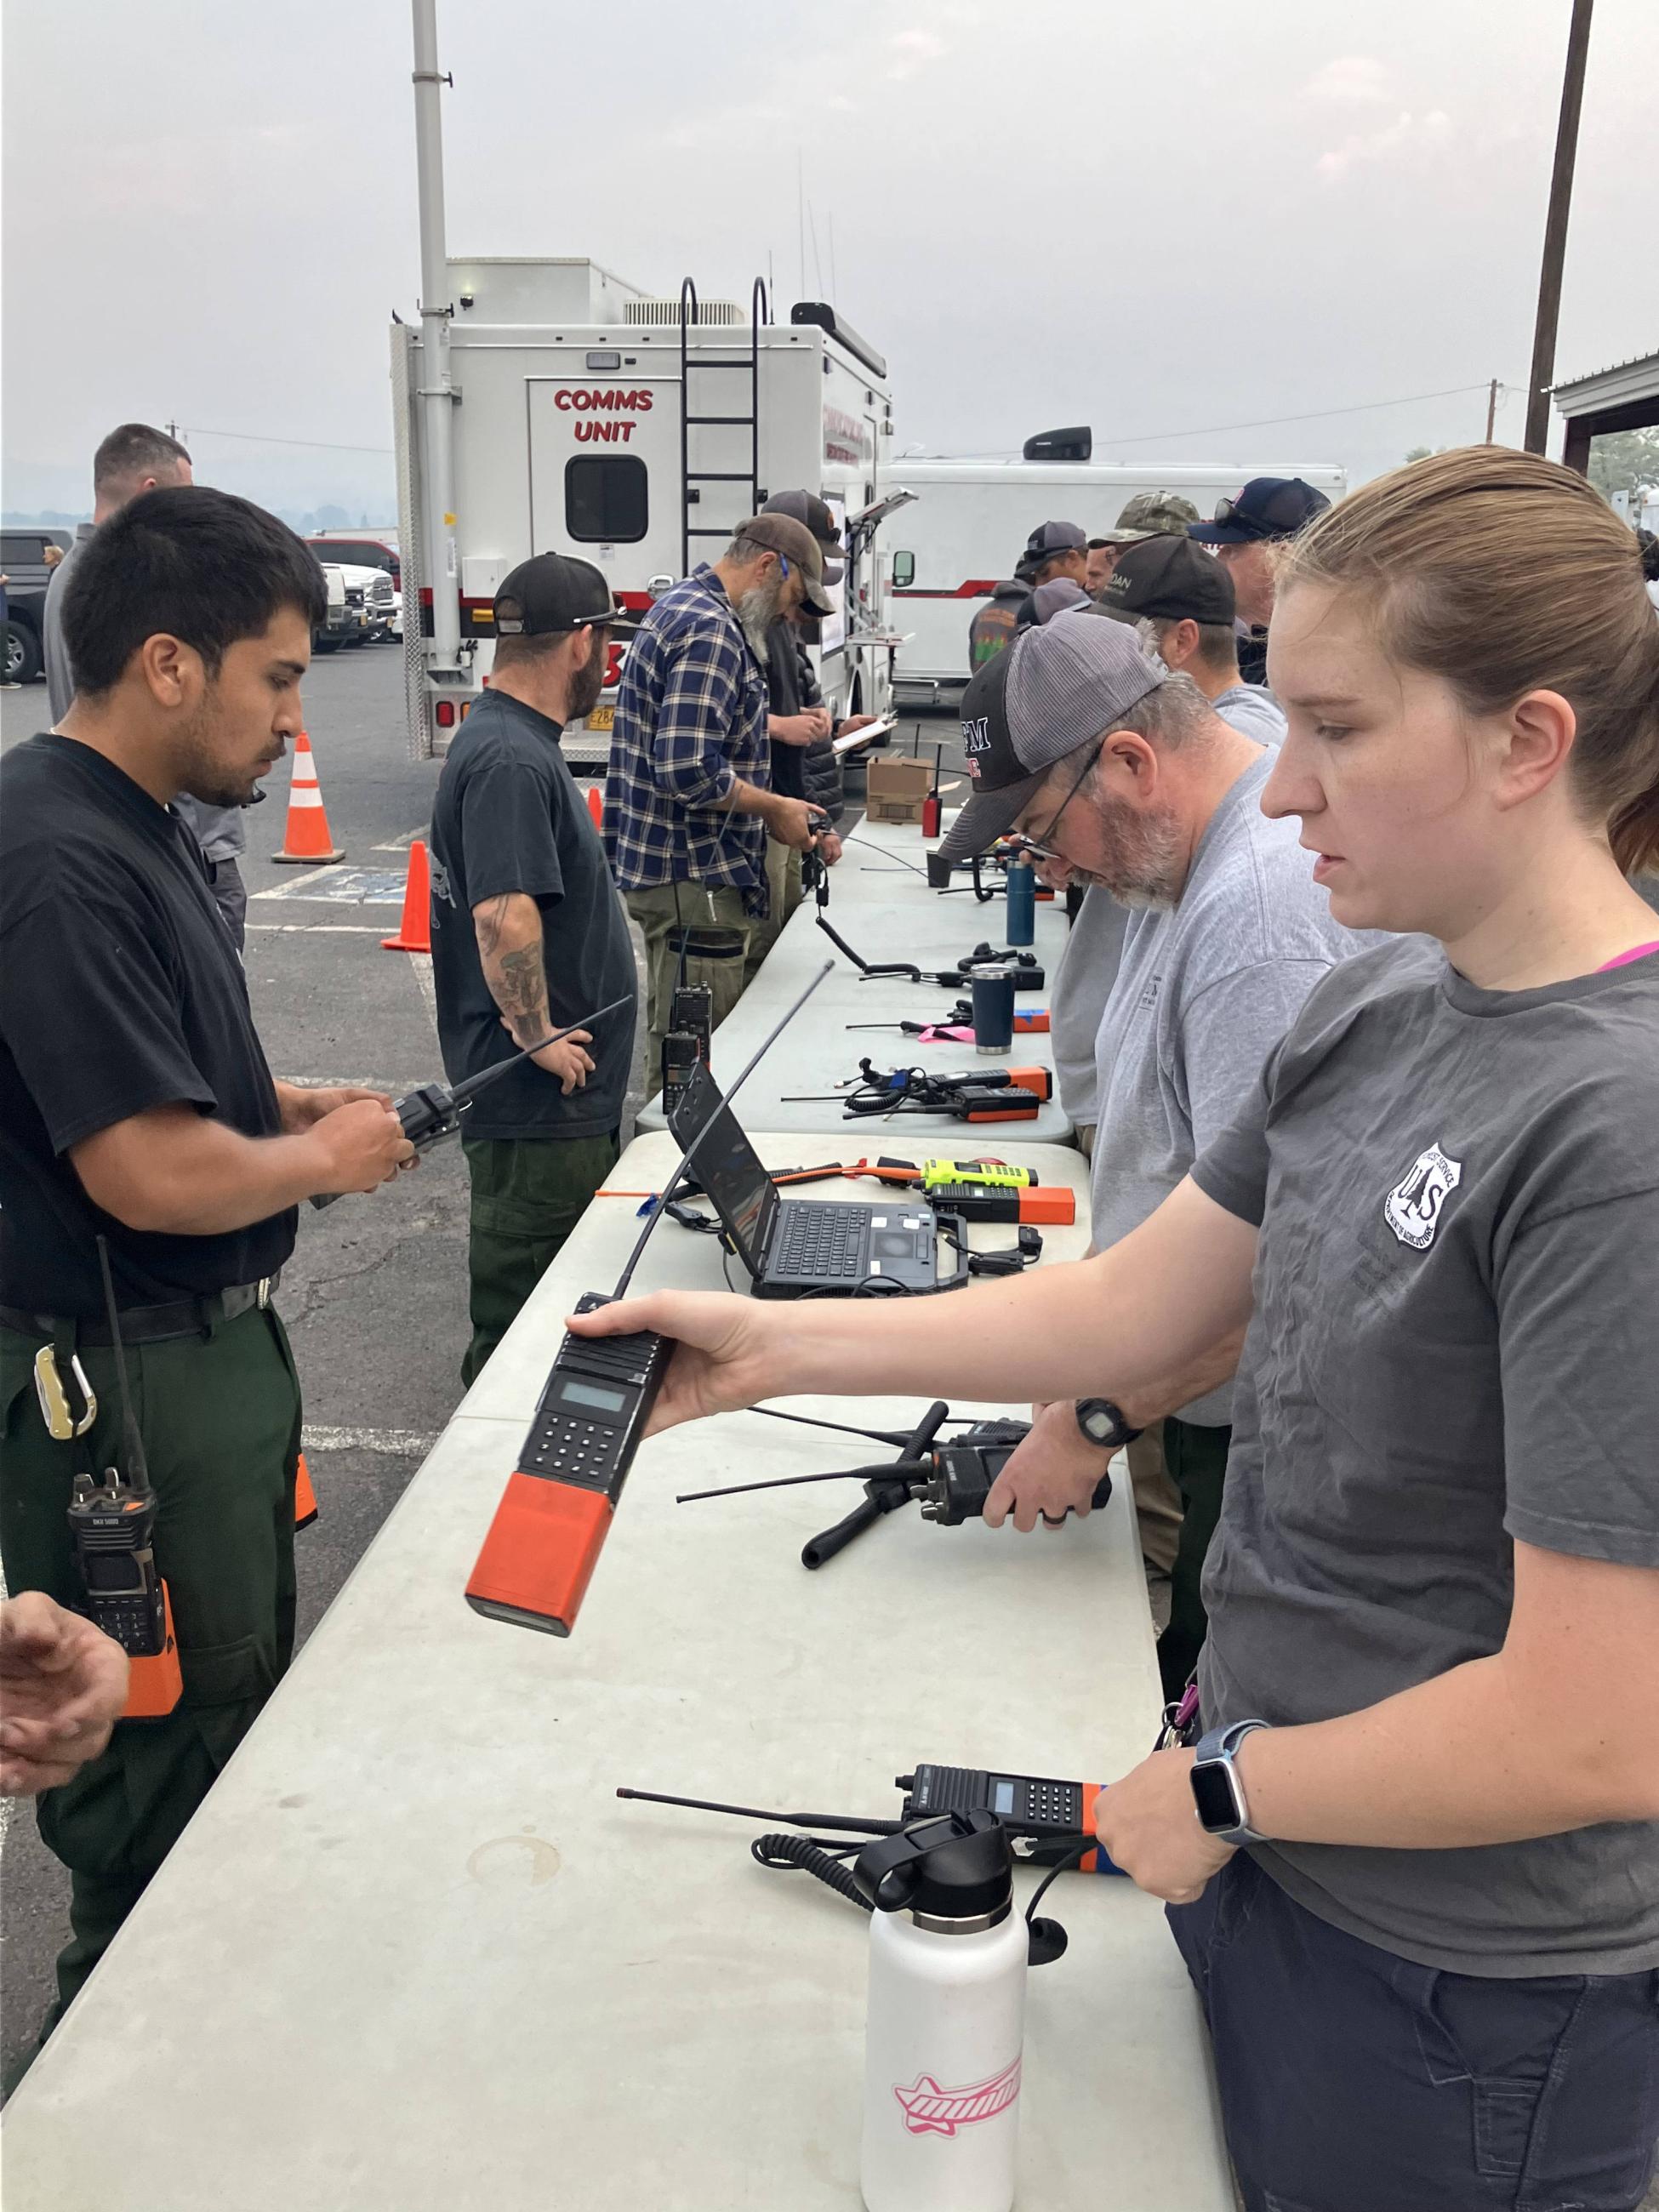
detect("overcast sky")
[4,0,1656,518]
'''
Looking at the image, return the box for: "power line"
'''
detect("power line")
[1097,382,1517,450]
[180,425,394,456]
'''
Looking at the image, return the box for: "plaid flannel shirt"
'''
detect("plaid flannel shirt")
[603,567,771,911]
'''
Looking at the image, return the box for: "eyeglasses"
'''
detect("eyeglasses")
[1023,738,1105,857]
[1211,495,1269,538]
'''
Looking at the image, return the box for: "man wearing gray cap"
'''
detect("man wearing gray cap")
[607,513,833,1072]
[944,615,1368,1696]
[1012,519,1088,632]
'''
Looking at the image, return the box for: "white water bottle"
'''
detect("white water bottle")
[855,1811,1028,2212]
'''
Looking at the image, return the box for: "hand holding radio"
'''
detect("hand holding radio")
[983,1399,1116,1532]
[0,1592,131,1795]
[307,1097,417,1194]
[566,1287,783,1436]
[766,794,820,851]
[1090,1746,1234,1905]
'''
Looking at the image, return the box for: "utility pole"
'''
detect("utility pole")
[411,0,461,675]
[1485,379,1499,442]
[165,420,180,443]
[1524,0,1594,454]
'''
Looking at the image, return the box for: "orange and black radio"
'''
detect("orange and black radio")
[465,1297,672,1637]
[898,1764,1118,1875]
[71,1241,182,1719]
[465,961,836,1641]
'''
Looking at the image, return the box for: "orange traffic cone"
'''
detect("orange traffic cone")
[294,1452,319,1531]
[381,837,432,952]
[271,731,345,864]
[585,784,602,831]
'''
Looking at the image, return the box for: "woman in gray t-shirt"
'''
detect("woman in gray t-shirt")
[581,448,1659,2211]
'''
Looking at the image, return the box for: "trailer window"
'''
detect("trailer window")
[565,457,647,544]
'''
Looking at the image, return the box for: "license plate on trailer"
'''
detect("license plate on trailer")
[584,706,614,732]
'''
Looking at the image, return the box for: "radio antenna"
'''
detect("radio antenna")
[94,1235,151,1498]
[612,961,833,1298]
[617,1785,899,1837]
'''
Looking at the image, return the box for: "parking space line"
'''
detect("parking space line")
[302,1424,439,1457]
[251,861,345,898]
[246,922,385,934]
[407,950,440,1043]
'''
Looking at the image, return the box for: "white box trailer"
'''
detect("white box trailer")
[884,449,1348,699]
[394,255,902,764]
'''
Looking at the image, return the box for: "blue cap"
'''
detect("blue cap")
[1188,477,1331,546]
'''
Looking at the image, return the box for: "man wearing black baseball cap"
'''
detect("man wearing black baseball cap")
[430,552,640,1382]
[1188,477,1331,685]
[1096,535,1286,748]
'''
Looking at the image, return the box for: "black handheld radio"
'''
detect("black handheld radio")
[66,1242,183,1717]
[311,995,632,1210]
[465,962,836,1638]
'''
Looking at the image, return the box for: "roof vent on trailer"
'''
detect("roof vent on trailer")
[1023,425,1092,462]
[624,296,742,326]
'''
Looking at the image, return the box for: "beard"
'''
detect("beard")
[1080,793,1186,908]
[567,638,608,724]
[173,698,265,808]
[734,573,787,658]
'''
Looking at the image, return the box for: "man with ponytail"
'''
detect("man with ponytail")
[576,445,1659,2209]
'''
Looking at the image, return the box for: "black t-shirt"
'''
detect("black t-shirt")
[762,619,807,800]
[0,734,294,1315]
[428,692,637,1140]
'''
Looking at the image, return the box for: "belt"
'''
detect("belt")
[0,1271,281,1348]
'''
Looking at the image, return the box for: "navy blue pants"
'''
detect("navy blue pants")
[1168,1851,1659,2212]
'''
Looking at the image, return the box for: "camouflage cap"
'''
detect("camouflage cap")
[1097,490,1203,544]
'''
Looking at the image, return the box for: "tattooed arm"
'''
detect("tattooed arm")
[471,893,595,1095]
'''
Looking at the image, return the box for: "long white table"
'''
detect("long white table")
[1,1133,1230,2211]
[636,811,1075,1143]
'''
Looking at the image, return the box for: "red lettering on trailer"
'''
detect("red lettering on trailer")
[553,388,655,414]
[573,419,637,443]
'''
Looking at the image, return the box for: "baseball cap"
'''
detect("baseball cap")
[762,489,846,584]
[1029,578,1092,624]
[1015,519,1087,580]
[735,512,837,617]
[941,611,1164,860]
[1096,534,1236,628]
[494,552,636,636]
[1188,477,1331,545]
[1097,490,1201,545]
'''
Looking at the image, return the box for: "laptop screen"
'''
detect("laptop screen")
[666,1062,777,1276]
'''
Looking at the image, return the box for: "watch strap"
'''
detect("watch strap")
[1190,1718,1270,1845]
[1073,1397,1142,1451]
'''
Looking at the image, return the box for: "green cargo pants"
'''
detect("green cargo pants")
[1154,1413,1233,1702]
[460,1131,620,1388]
[624,881,755,1084]
[0,1303,302,2055]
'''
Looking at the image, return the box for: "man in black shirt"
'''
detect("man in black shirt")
[430,554,639,1384]
[0,487,413,2061]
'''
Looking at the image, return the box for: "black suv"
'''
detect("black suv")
[3,528,76,685]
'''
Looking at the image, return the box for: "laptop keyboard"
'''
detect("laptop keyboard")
[773,1205,867,1280]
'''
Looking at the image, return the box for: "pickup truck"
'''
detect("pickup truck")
[2,527,75,685]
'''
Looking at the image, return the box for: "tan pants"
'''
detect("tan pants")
[625,882,754,1082]
[1075,1122,1096,1160]
[1126,1420,1183,1576]
[743,837,804,983]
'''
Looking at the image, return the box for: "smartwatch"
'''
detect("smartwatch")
[1189,1719,1270,1845]
[1074,1398,1141,1452]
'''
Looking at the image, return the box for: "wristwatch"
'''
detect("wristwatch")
[1189,1719,1270,1846]
[1073,1398,1141,1452]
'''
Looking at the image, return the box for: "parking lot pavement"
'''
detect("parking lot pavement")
[0,645,953,2085]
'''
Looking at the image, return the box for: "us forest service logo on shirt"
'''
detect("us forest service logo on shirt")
[1383,1142,1462,1251]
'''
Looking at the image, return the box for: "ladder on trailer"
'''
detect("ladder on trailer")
[679,276,769,575]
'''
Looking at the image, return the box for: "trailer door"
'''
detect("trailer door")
[526,373,681,592]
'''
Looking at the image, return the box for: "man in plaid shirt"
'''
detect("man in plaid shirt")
[605,512,832,1070]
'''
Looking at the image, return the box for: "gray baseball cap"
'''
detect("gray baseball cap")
[941,611,1164,860]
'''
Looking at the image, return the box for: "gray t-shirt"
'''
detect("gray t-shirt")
[1090,753,1370,1421]
[1192,939,1659,1975]
[45,525,244,863]
[1208,682,1286,748]
[1050,695,1286,1129]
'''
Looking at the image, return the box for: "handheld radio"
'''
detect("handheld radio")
[311,996,632,1209]
[465,961,835,1639]
[658,884,715,1113]
[66,1241,183,1719]
[618,1765,1120,1876]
